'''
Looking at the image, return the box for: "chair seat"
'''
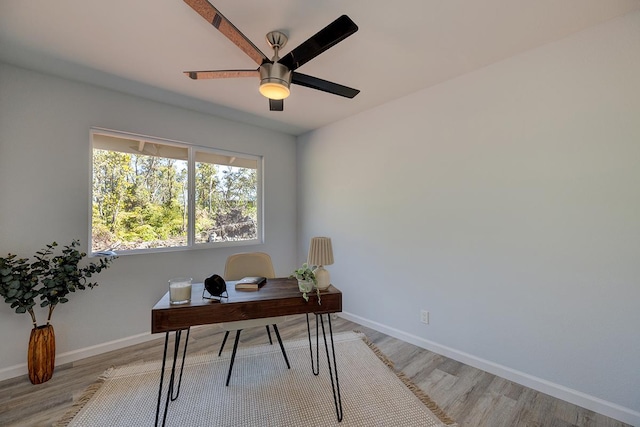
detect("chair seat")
[220,316,289,331]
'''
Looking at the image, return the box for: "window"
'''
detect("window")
[91,129,261,254]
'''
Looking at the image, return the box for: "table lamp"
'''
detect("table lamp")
[307,237,334,291]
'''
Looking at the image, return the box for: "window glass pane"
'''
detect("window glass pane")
[195,150,258,244]
[91,130,261,255]
[92,134,188,253]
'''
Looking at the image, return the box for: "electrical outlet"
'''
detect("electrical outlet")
[420,310,429,324]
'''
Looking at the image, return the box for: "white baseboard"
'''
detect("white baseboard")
[339,311,640,427]
[0,331,161,382]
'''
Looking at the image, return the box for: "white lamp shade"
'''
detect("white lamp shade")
[307,237,334,266]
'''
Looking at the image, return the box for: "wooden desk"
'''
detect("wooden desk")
[152,278,342,332]
[151,278,343,426]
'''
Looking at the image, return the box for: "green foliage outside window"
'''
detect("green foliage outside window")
[91,134,259,253]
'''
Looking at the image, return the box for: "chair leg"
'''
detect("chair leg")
[226,330,242,386]
[218,331,230,357]
[265,325,273,345]
[272,324,291,369]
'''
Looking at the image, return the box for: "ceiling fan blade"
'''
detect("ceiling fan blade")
[269,99,284,111]
[292,72,360,98]
[183,0,268,66]
[278,15,358,71]
[184,69,260,79]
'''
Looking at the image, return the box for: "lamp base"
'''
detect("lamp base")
[313,265,331,290]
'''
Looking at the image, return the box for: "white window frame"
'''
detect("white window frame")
[89,128,263,256]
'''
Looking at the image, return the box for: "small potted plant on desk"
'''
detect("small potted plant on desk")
[0,240,116,384]
[290,263,321,305]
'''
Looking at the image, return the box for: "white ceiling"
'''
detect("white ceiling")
[1,0,639,135]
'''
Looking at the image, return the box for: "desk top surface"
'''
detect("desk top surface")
[151,277,341,333]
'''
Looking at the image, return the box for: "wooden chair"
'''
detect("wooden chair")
[219,252,290,385]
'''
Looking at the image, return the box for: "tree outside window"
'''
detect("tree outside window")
[91,131,261,254]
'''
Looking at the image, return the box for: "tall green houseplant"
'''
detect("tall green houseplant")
[0,240,116,383]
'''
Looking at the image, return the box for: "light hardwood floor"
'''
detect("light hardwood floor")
[0,315,631,427]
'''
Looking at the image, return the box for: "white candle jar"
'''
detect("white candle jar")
[169,278,192,305]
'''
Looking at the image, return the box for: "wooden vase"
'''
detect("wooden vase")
[28,324,56,384]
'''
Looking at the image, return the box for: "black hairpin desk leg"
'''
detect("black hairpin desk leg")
[155,328,190,427]
[306,313,319,375]
[307,313,343,422]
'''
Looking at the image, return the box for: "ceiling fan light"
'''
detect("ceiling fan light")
[259,62,292,100]
[259,81,290,100]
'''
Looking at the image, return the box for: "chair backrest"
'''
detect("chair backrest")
[224,252,276,281]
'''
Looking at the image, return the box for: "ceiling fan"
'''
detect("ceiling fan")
[182,0,360,111]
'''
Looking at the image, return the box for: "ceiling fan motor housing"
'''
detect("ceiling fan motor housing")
[259,62,292,99]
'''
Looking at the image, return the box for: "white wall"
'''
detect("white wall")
[298,11,640,425]
[0,63,297,375]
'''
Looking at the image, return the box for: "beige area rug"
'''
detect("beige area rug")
[56,331,456,427]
